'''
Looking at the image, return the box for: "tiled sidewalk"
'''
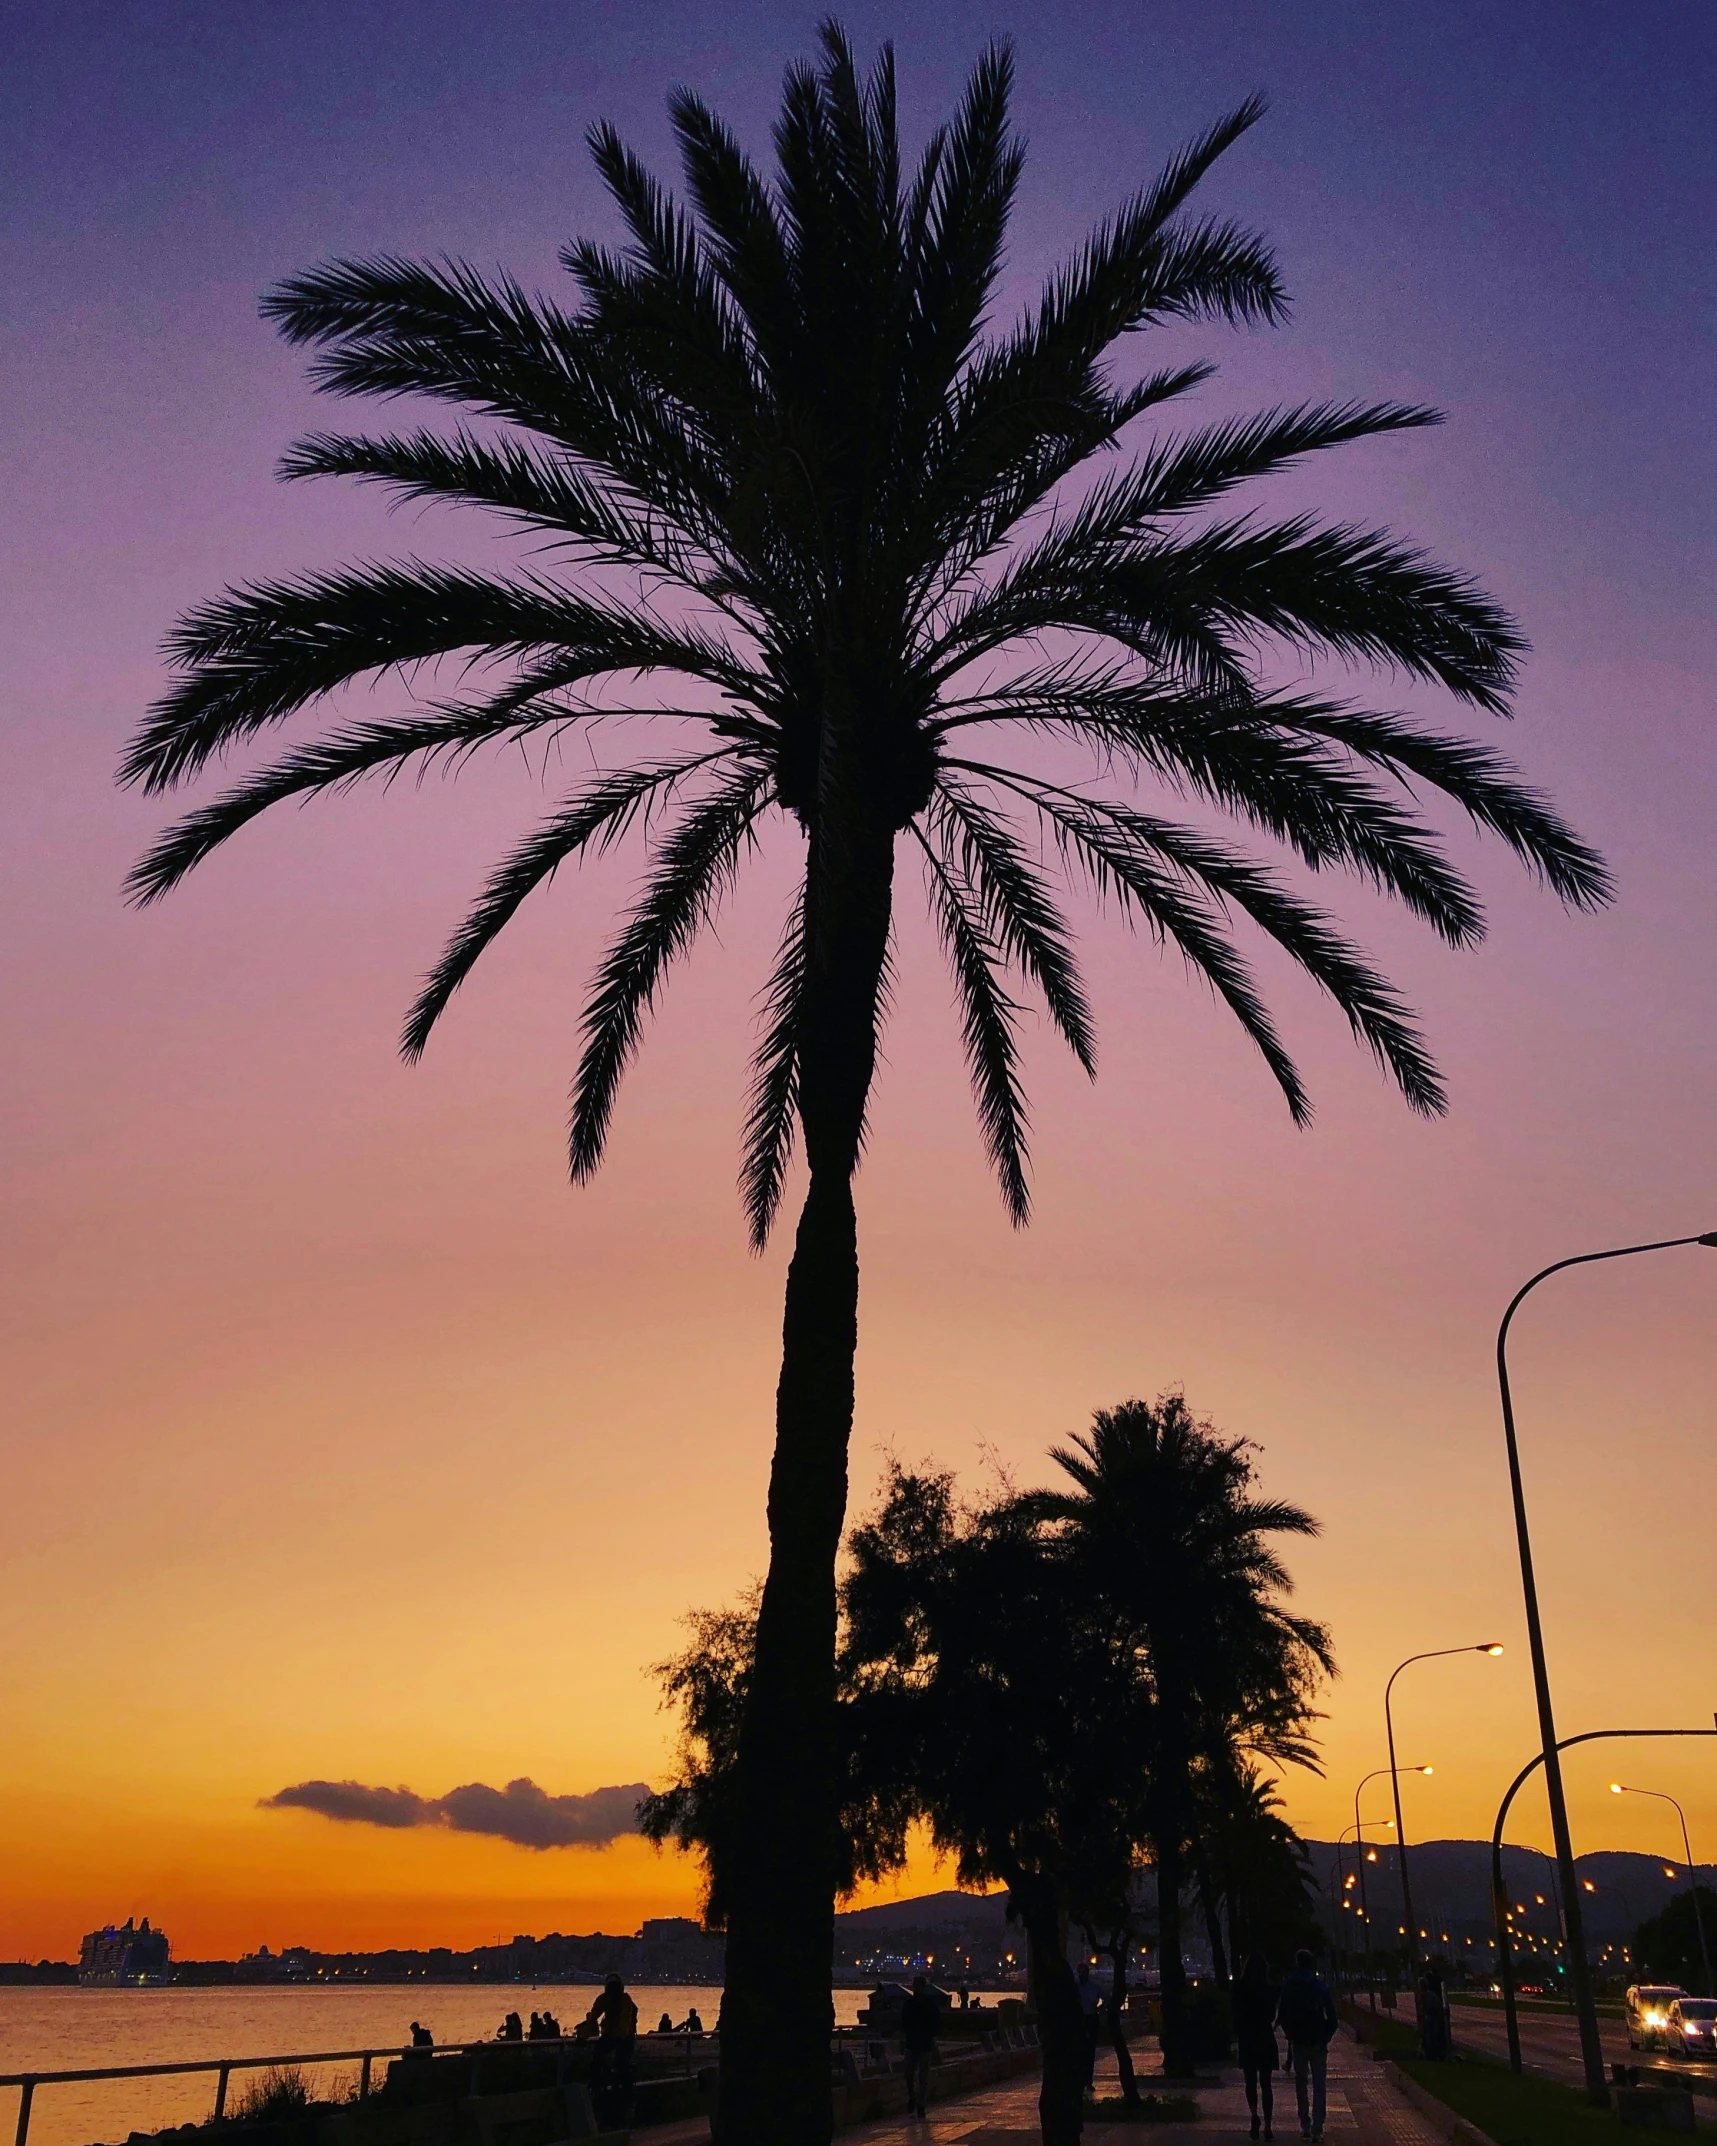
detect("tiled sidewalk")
[647,2030,1457,2144]
[841,2030,1455,2145]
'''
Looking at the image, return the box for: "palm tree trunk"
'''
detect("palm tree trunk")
[1193,1843,1230,1984]
[1155,1832,1194,2079]
[1010,1870,1087,2146]
[717,809,894,2146]
[1107,1942,1140,2106]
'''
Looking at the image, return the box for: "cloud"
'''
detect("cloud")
[266,1781,438,1829]
[263,1776,647,1850]
[437,1778,647,1848]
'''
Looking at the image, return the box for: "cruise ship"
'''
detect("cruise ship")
[78,1917,171,1986]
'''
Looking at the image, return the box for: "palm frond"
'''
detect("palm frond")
[667,90,796,375]
[125,561,754,793]
[402,752,741,1059]
[932,666,1609,921]
[1096,517,1523,711]
[569,765,770,1179]
[913,825,1031,1222]
[261,254,587,423]
[927,784,1097,1070]
[263,255,743,553]
[940,688,1488,947]
[570,121,763,430]
[967,96,1279,416]
[916,361,1216,621]
[1277,705,1612,907]
[277,428,730,590]
[126,693,701,906]
[933,512,1524,714]
[1037,400,1443,547]
[740,889,806,1251]
[899,41,1020,425]
[966,764,1445,1117]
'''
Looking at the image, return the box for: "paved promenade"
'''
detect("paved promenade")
[656,2031,1452,2144]
[847,2034,1450,2143]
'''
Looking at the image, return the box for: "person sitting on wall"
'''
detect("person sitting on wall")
[407,2022,433,2057]
[680,2007,704,2035]
[656,2012,674,2033]
[498,2010,524,2041]
[538,2009,560,2039]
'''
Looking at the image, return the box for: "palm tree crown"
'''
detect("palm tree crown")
[125,26,1607,1241]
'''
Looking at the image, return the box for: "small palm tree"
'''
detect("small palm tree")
[1033,1394,1335,2074]
[1195,1760,1320,1975]
[124,26,1605,2139]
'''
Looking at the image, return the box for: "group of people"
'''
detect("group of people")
[653,2006,705,2034]
[493,2008,565,2041]
[1232,1949,1340,2143]
[491,1976,645,2126]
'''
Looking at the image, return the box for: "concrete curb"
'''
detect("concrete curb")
[1375,2059,1503,2146]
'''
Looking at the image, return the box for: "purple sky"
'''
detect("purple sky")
[3,1,1714,1951]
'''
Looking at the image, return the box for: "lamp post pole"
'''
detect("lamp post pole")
[1612,1783,1713,1994]
[1489,1725,1717,2072]
[1332,1826,1361,1992]
[1353,1768,1413,2013]
[1385,1647,1501,1982]
[1495,1229,1717,2101]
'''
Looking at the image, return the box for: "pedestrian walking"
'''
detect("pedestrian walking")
[1077,1961,1103,2092]
[899,1974,941,2118]
[1233,1953,1280,2140]
[1418,1960,1450,2061]
[1275,1948,1338,2143]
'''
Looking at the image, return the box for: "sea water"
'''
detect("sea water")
[0,1984,1005,2146]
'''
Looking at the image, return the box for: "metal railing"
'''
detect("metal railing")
[0,2033,715,2146]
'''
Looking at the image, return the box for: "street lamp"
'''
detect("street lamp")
[1353,1767,1414,2012]
[1490,1725,1717,2073]
[1386,1646,1500,1981]
[1611,1782,1713,1993]
[1495,1229,1717,2100]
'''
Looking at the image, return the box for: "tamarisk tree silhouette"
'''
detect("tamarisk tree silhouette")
[125,25,1607,2140]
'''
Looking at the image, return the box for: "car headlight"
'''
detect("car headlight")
[1647,2012,1665,2027]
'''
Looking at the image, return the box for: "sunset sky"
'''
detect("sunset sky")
[4,0,1714,1962]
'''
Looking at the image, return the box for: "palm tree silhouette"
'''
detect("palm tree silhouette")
[124,27,1605,2137]
[1032,1395,1334,2074]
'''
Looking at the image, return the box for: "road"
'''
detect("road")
[1445,1999,1717,2096]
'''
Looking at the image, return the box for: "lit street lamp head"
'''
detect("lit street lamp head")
[1480,1643,1505,1655]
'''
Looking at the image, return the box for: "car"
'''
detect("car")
[1666,1998,1717,2060]
[1626,1984,1688,2050]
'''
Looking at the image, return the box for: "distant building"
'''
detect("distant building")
[235,1944,313,1982]
[79,1917,170,1986]
[634,1916,724,1984]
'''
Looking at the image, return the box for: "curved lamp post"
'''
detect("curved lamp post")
[1495,1229,1717,2100]
[1331,1822,1368,1988]
[1611,1781,1713,1993]
[1386,1647,1500,1979]
[1490,1726,1717,2071]
[1353,1768,1412,2011]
